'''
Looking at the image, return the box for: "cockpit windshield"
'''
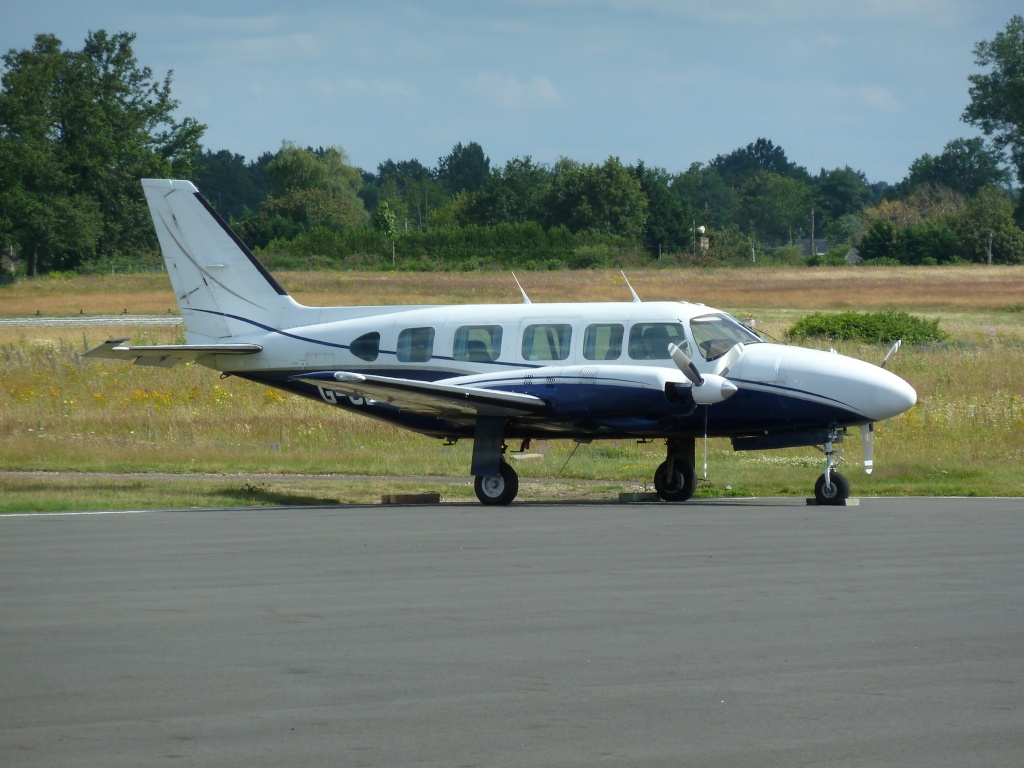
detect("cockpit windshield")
[689,313,763,361]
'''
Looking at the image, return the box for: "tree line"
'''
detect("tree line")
[3,19,1024,277]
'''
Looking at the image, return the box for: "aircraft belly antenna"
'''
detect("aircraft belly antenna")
[511,272,531,304]
[620,271,641,303]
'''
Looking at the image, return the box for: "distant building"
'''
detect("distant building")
[795,238,830,257]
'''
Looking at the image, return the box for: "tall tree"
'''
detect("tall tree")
[463,156,551,226]
[963,16,1024,184]
[813,167,875,225]
[437,141,490,194]
[631,161,691,252]
[193,149,270,220]
[954,186,1024,263]
[737,171,813,242]
[900,137,1011,196]
[544,157,648,239]
[711,138,808,187]
[0,31,204,273]
[237,143,367,247]
[672,162,736,230]
[266,142,367,228]
[372,157,447,229]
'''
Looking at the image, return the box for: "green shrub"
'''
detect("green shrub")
[788,309,946,344]
[805,254,848,267]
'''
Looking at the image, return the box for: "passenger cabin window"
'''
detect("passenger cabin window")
[627,322,688,360]
[584,323,623,360]
[521,323,572,361]
[453,325,503,362]
[689,313,762,361]
[349,331,380,362]
[397,327,435,363]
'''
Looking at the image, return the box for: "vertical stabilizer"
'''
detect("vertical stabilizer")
[142,179,301,343]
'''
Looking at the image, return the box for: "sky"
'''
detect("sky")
[3,1,1020,185]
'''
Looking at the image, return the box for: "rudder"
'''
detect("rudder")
[142,179,299,343]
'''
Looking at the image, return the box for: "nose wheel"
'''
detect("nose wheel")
[814,471,850,504]
[814,429,851,505]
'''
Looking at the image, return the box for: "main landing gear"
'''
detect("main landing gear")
[474,460,519,506]
[653,437,698,502]
[814,428,850,505]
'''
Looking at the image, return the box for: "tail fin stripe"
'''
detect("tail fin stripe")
[154,208,268,312]
[192,192,288,296]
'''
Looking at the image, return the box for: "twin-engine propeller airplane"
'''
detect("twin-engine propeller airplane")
[86,179,917,505]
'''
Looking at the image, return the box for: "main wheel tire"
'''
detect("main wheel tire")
[654,460,697,502]
[474,462,519,506]
[814,471,851,505]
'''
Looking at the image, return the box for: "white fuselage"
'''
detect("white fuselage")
[199,299,916,440]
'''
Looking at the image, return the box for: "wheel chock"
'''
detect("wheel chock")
[381,492,442,505]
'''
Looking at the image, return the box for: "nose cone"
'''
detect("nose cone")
[866,370,917,421]
[737,344,917,422]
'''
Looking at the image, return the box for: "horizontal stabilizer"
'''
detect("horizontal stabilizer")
[294,371,547,420]
[83,338,262,368]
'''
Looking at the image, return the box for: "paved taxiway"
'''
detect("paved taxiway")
[2,498,1022,767]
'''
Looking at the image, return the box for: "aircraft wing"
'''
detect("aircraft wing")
[294,371,548,420]
[83,338,263,368]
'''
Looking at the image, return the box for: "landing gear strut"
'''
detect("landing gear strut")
[814,428,850,505]
[654,437,697,502]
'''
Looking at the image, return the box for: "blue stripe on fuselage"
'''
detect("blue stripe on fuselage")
[239,370,863,441]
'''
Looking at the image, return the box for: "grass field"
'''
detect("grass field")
[2,265,1023,510]
[4,265,1024,316]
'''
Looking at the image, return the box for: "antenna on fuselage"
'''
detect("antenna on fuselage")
[511,272,531,304]
[620,271,641,303]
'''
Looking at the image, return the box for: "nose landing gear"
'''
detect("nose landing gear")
[814,428,850,505]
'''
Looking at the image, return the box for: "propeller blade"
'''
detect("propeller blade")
[711,342,745,376]
[669,343,738,404]
[861,423,874,474]
[881,339,901,369]
[668,343,703,386]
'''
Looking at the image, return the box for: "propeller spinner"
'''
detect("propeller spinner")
[668,343,739,405]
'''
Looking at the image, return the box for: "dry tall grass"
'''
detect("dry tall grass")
[2,314,1022,498]
[3,267,1023,501]
[4,266,1024,316]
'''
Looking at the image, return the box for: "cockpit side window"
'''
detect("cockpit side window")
[627,322,688,360]
[689,313,762,361]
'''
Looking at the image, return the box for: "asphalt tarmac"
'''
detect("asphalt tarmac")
[2,498,1021,767]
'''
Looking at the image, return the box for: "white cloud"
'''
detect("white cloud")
[475,74,561,110]
[822,83,903,113]
[201,32,322,65]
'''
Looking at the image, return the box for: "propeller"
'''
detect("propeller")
[881,339,901,369]
[668,343,738,405]
[710,342,744,377]
[858,340,900,474]
[861,423,874,474]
